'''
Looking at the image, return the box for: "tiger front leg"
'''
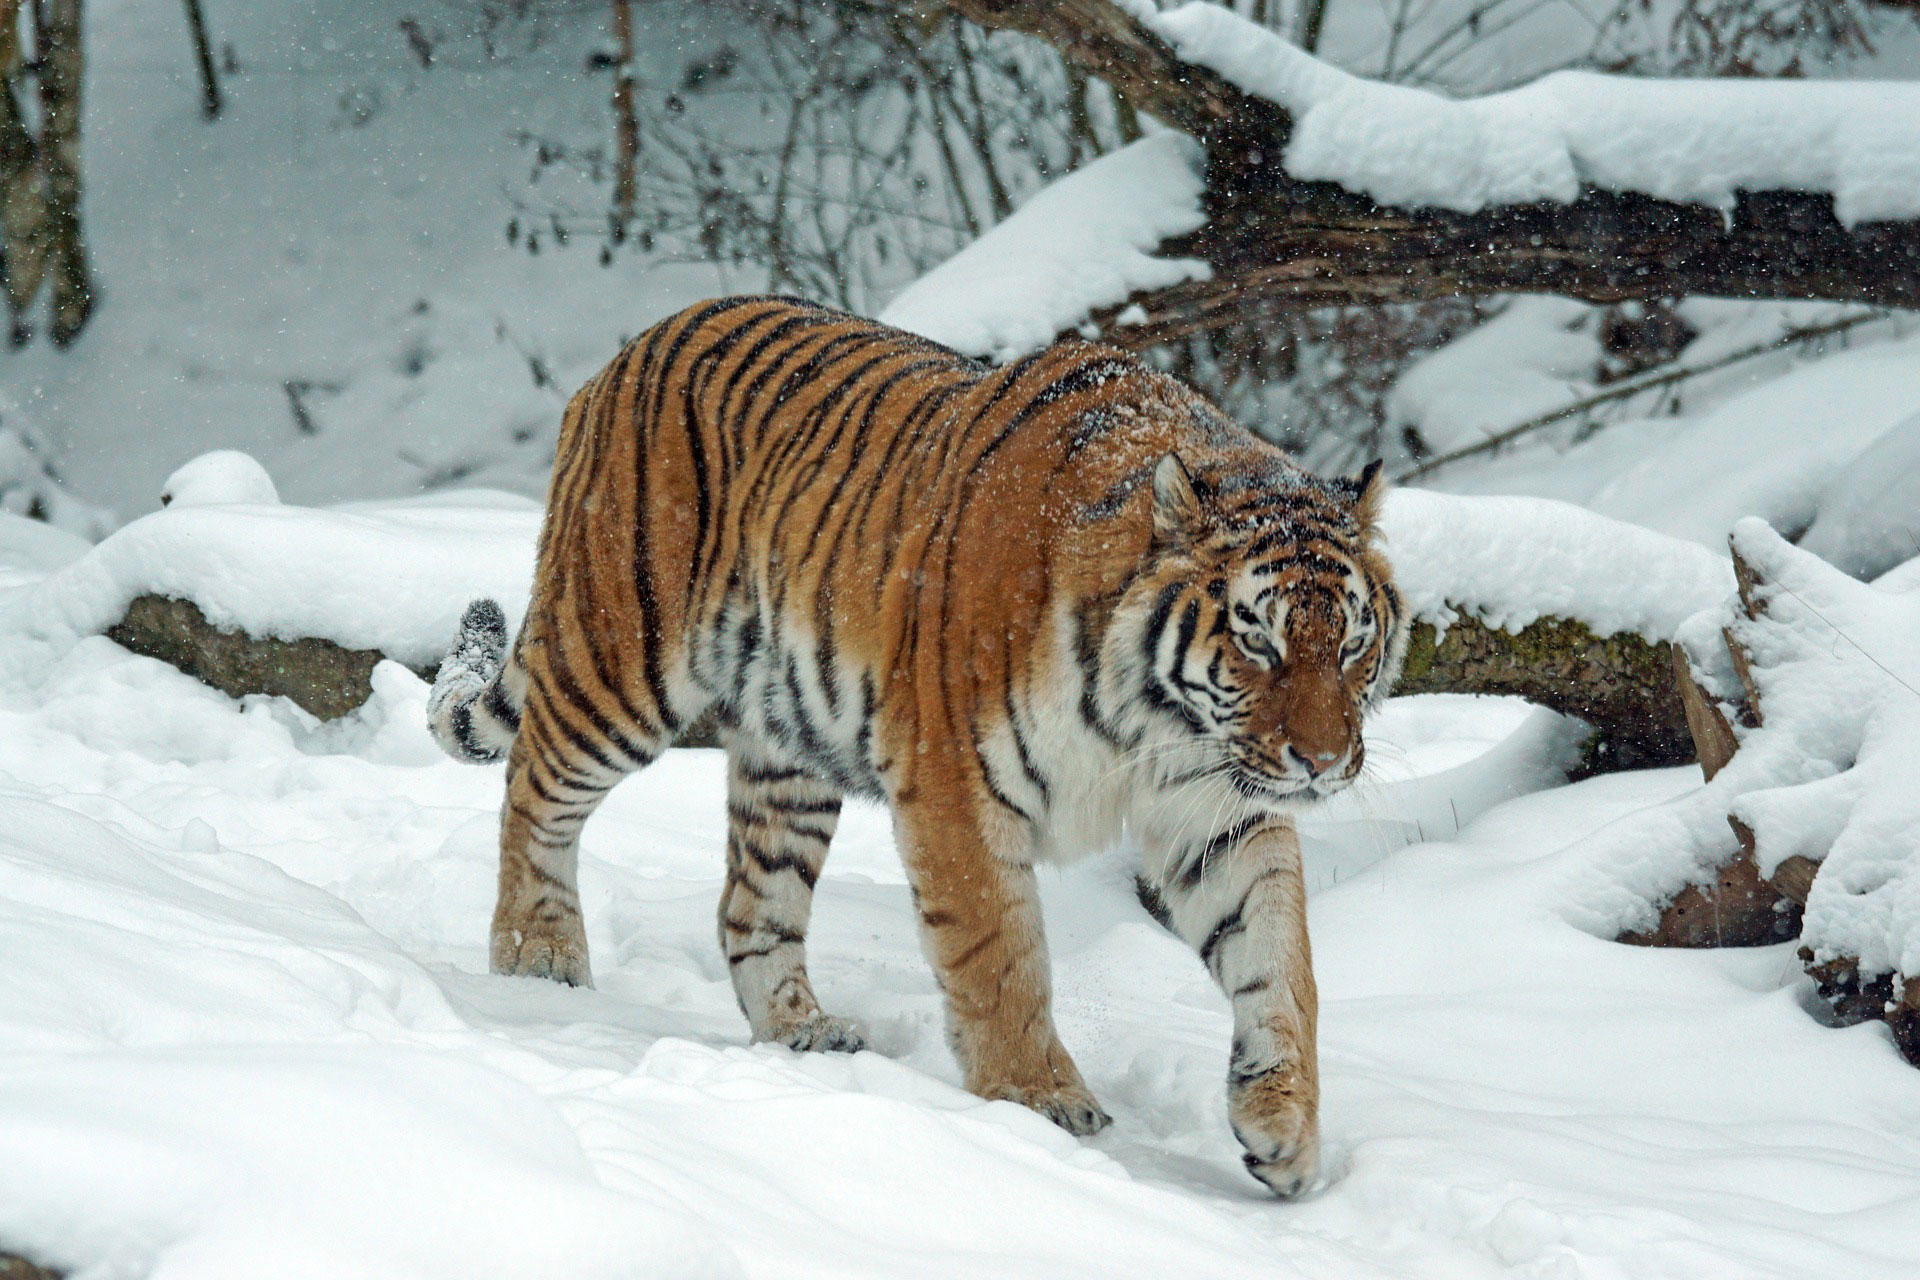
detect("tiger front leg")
[1148,817,1320,1197]
[896,802,1111,1136]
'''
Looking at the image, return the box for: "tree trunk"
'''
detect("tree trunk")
[31,0,90,346]
[608,0,638,236]
[937,0,1920,329]
[0,0,45,343]
[0,1253,61,1280]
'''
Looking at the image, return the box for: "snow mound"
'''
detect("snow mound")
[1801,410,1920,578]
[1149,2,1920,223]
[1381,488,1734,639]
[0,790,736,1279]
[161,450,282,509]
[3,536,1920,1275]
[5,492,542,669]
[880,133,1209,361]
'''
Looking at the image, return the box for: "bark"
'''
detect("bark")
[106,594,431,721]
[1801,956,1920,1065]
[0,1253,61,1280]
[101,593,1666,762]
[1395,614,1692,771]
[938,0,1920,327]
[103,592,730,746]
[1615,651,1801,947]
[936,0,1286,144]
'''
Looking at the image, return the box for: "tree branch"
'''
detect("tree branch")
[933,0,1288,143]
[937,0,1920,325]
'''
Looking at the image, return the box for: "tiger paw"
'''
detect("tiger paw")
[491,924,593,988]
[983,1081,1113,1136]
[765,1013,867,1054]
[1230,1070,1320,1198]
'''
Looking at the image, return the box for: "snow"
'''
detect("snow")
[1147,2,1920,223]
[6,0,740,516]
[1800,410,1920,577]
[880,133,1209,361]
[1420,314,1920,561]
[4,554,1920,1274]
[9,486,541,669]
[1380,488,1734,640]
[160,450,282,509]
[1583,333,1920,546]
[1389,298,1599,457]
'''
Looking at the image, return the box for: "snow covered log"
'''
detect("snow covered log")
[104,594,424,722]
[935,0,1920,344]
[1383,490,1731,769]
[12,476,1724,767]
[1610,523,1920,1063]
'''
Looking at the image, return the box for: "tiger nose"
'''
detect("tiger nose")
[1290,746,1342,777]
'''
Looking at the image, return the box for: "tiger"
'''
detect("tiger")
[427,295,1405,1197]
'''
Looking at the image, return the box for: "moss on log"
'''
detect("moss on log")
[1396,615,1693,770]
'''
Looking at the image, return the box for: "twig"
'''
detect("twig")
[1396,308,1892,482]
[182,0,221,118]
[283,380,321,435]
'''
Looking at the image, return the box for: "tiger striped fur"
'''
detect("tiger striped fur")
[428,296,1405,1196]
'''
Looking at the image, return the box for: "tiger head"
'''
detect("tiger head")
[1110,453,1405,807]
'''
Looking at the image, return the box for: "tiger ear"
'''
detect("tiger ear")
[1152,453,1203,544]
[1341,458,1387,527]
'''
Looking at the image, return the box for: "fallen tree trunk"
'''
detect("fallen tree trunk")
[106,594,427,721]
[1615,650,1801,947]
[103,592,728,746]
[1396,615,1690,772]
[939,0,1920,333]
[104,594,1687,766]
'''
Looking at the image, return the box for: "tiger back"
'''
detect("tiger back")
[428,295,1405,1196]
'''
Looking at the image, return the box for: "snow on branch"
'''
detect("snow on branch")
[924,0,1920,349]
[1149,3,1920,225]
[879,134,1208,361]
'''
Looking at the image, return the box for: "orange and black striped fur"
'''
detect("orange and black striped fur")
[429,296,1405,1196]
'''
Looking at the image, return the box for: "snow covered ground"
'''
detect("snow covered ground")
[6,1,1920,1274]
[4,513,1919,1278]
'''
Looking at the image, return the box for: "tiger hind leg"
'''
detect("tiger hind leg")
[896,799,1110,1135]
[493,671,671,987]
[719,743,864,1053]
